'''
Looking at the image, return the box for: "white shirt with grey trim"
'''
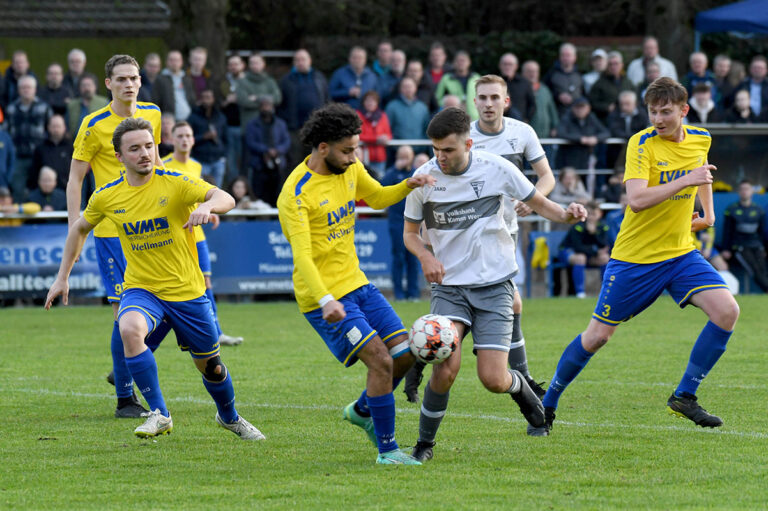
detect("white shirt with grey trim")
[470,118,545,234]
[404,150,536,286]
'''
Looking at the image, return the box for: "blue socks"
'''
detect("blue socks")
[202,371,238,423]
[572,264,586,295]
[110,321,134,399]
[355,376,404,417]
[205,288,223,337]
[367,392,398,453]
[125,349,168,417]
[675,321,732,397]
[542,334,594,409]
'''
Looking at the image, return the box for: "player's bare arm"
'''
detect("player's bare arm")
[404,220,445,284]
[626,163,715,212]
[692,168,715,232]
[66,159,91,228]
[44,216,96,309]
[516,158,556,217]
[525,190,588,224]
[406,174,437,188]
[183,188,235,232]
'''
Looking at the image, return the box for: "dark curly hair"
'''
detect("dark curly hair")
[426,107,470,140]
[299,103,362,148]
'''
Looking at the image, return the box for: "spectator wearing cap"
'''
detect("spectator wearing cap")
[683,52,717,97]
[329,46,378,111]
[588,51,635,124]
[37,63,73,117]
[27,166,66,211]
[626,36,678,87]
[544,43,584,116]
[583,48,607,94]
[499,52,536,122]
[556,96,609,170]
[686,83,724,125]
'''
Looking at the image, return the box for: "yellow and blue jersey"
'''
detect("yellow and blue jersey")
[162,154,206,243]
[73,102,162,238]
[83,168,214,301]
[277,157,411,312]
[612,125,711,264]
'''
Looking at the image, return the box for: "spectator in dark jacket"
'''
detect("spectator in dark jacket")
[720,180,768,292]
[27,166,66,211]
[558,201,611,298]
[329,46,378,110]
[0,130,15,190]
[377,49,407,106]
[606,90,648,168]
[499,53,536,122]
[712,54,736,110]
[279,49,328,168]
[726,89,764,123]
[31,114,71,190]
[244,97,291,206]
[682,52,717,98]
[3,50,36,108]
[588,51,635,124]
[405,60,439,113]
[152,50,196,120]
[188,47,213,103]
[556,97,609,169]
[736,55,768,119]
[220,54,246,180]
[37,63,73,117]
[187,89,228,186]
[138,52,162,103]
[686,83,725,125]
[6,75,52,199]
[63,48,87,98]
[544,43,583,116]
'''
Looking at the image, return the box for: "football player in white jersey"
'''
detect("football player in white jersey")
[403,107,585,462]
[403,75,555,402]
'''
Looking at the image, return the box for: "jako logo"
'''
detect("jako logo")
[327,200,355,226]
[113,209,126,214]
[123,217,170,235]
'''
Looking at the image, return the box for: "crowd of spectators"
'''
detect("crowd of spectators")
[1,40,767,274]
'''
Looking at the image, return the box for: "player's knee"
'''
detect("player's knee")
[118,316,146,344]
[712,299,740,331]
[478,372,507,393]
[571,253,587,265]
[202,355,228,382]
[512,293,522,313]
[582,332,611,352]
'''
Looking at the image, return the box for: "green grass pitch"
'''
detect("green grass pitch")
[1,295,766,509]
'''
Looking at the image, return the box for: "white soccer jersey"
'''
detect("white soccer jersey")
[404,150,536,286]
[470,118,546,234]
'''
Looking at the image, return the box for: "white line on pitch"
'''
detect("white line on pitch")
[3,386,767,440]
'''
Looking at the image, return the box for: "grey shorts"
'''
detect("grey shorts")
[430,280,515,352]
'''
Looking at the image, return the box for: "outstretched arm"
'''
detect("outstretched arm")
[525,190,588,224]
[516,157,556,217]
[45,216,95,309]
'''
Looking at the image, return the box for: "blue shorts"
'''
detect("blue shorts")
[95,236,126,303]
[592,250,728,326]
[197,240,211,276]
[118,288,219,359]
[304,284,408,367]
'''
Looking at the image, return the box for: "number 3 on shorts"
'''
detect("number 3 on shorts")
[601,304,611,317]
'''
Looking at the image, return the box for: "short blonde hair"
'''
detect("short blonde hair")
[474,74,507,94]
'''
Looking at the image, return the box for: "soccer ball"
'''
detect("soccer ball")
[408,314,459,364]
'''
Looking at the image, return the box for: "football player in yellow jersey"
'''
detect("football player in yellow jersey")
[163,121,244,346]
[46,118,264,441]
[533,78,740,436]
[67,54,170,419]
[277,103,434,465]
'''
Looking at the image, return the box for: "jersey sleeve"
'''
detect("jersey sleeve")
[498,157,536,201]
[277,190,330,303]
[177,174,215,205]
[624,132,651,181]
[404,177,425,223]
[523,124,546,163]
[355,163,410,209]
[82,190,105,226]
[72,121,100,163]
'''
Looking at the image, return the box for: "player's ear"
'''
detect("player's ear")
[680,102,690,118]
[465,136,473,151]
[317,142,329,157]
[504,96,510,109]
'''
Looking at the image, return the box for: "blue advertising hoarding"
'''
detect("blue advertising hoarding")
[0,224,102,298]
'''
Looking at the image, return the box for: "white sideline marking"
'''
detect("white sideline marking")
[3,386,767,440]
